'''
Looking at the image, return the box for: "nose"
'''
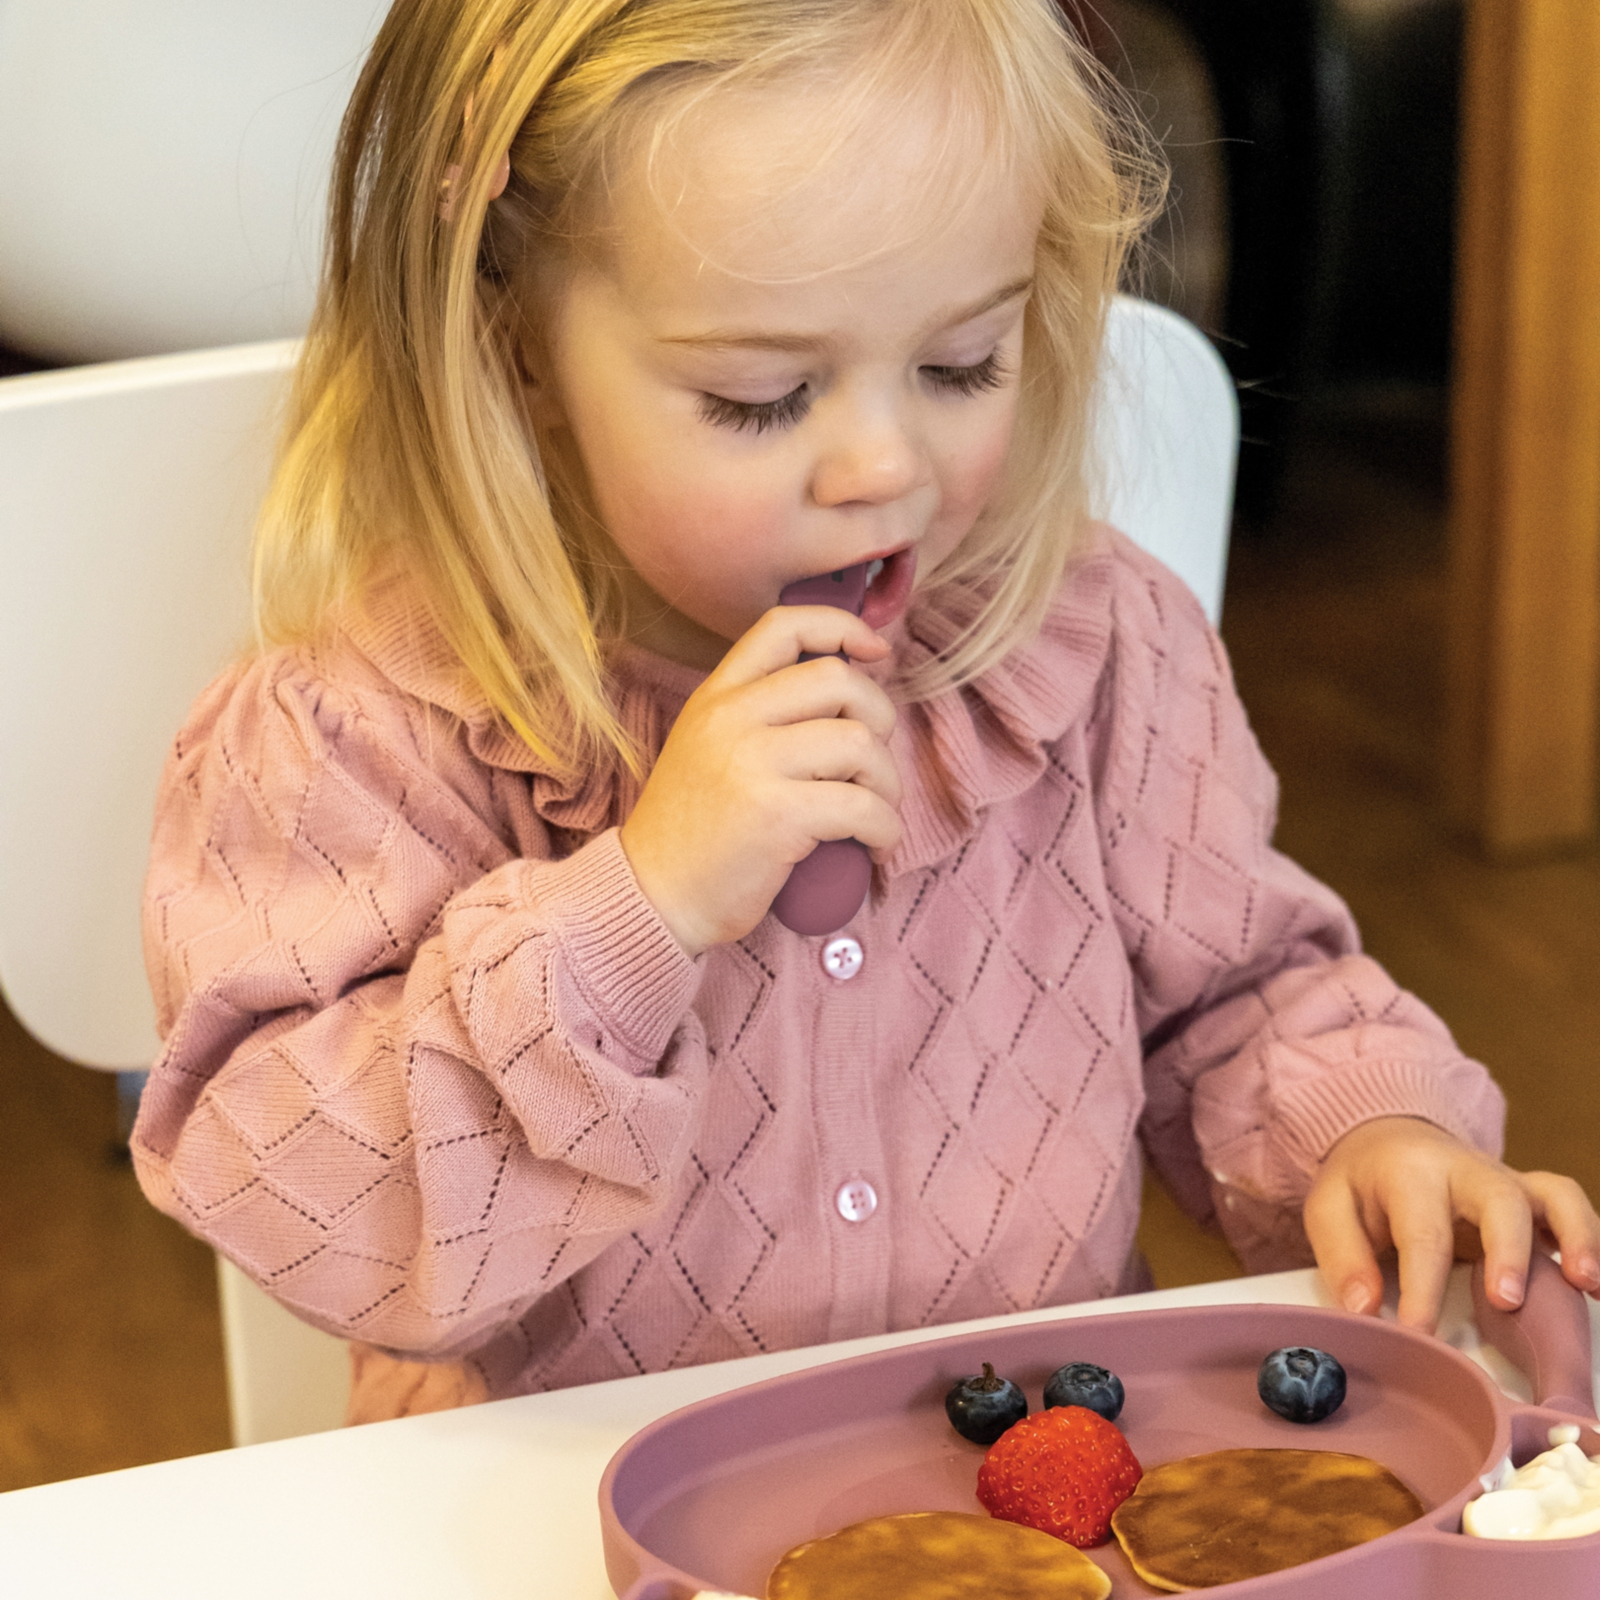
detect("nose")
[809,390,929,509]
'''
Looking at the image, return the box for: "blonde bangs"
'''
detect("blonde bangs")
[253,0,1162,776]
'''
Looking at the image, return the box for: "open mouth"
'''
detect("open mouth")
[860,546,917,630]
[778,548,919,629]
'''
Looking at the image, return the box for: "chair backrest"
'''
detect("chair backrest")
[0,0,381,362]
[0,295,1235,1075]
[1091,295,1238,623]
[0,340,298,1068]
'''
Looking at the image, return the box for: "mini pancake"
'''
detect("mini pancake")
[766,1510,1111,1599]
[1110,1447,1424,1590]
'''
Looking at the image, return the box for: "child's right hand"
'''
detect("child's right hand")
[619,605,902,957]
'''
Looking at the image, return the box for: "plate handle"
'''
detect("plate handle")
[1471,1251,1596,1417]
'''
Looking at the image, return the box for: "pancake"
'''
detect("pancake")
[766,1510,1111,1599]
[1110,1447,1424,1590]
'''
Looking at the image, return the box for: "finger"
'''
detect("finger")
[716,606,891,684]
[760,719,903,809]
[1303,1175,1385,1316]
[1464,1170,1536,1311]
[788,780,904,855]
[737,655,900,742]
[1523,1171,1600,1293]
[1384,1176,1459,1333]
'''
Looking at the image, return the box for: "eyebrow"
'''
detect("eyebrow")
[658,275,1035,353]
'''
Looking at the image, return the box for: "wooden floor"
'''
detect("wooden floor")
[3,394,1596,1491]
[0,1006,230,1487]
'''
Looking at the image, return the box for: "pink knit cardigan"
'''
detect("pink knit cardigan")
[134,529,1504,1418]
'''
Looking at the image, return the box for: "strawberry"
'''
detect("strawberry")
[976,1403,1143,1548]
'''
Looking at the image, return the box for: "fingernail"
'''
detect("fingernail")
[1496,1272,1526,1308]
[1342,1282,1372,1315]
[1575,1257,1600,1290]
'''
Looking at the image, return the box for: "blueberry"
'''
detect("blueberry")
[1258,1346,1347,1423]
[1042,1361,1125,1422]
[945,1362,1028,1445]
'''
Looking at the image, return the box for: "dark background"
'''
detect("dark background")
[1073,0,1465,512]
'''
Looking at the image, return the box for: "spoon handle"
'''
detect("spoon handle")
[771,564,874,936]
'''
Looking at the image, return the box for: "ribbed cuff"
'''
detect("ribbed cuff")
[1271,1056,1503,1183]
[520,828,702,1069]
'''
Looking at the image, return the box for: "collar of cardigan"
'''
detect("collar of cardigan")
[339,528,1121,878]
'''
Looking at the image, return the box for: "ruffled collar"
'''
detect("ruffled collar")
[342,528,1121,877]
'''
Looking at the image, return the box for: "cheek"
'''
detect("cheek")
[931,397,1021,539]
[546,328,764,595]
[960,409,1018,506]
[590,441,791,621]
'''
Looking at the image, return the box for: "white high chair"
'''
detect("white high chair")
[0,339,350,1447]
[0,295,1236,1447]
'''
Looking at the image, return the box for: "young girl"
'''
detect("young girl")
[135,0,1598,1422]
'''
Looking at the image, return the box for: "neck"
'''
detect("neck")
[613,564,732,672]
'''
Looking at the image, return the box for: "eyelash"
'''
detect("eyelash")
[698,386,811,435]
[697,351,1011,435]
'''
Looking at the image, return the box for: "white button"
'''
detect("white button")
[835,1178,878,1222]
[821,936,863,980]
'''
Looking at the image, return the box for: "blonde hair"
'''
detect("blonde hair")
[255,0,1162,774]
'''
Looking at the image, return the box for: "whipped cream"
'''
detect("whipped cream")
[1464,1426,1600,1540]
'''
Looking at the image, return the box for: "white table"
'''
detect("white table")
[0,1266,1573,1599]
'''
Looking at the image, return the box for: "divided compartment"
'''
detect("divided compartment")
[599,1257,1600,1598]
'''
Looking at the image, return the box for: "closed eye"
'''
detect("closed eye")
[921,350,1010,397]
[697,349,1010,435]
[698,385,810,434]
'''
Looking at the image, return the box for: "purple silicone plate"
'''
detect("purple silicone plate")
[599,1256,1600,1599]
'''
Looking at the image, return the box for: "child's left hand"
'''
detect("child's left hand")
[1303,1115,1600,1332]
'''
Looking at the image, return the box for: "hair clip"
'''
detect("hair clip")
[438,43,512,222]
[439,151,510,221]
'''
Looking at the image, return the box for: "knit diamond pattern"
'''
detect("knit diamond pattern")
[134,535,1504,1408]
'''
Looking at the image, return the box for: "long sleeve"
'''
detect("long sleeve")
[1091,547,1506,1268]
[133,647,708,1358]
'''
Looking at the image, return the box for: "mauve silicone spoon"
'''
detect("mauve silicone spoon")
[769,564,874,936]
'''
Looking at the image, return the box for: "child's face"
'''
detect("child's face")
[534,83,1043,669]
